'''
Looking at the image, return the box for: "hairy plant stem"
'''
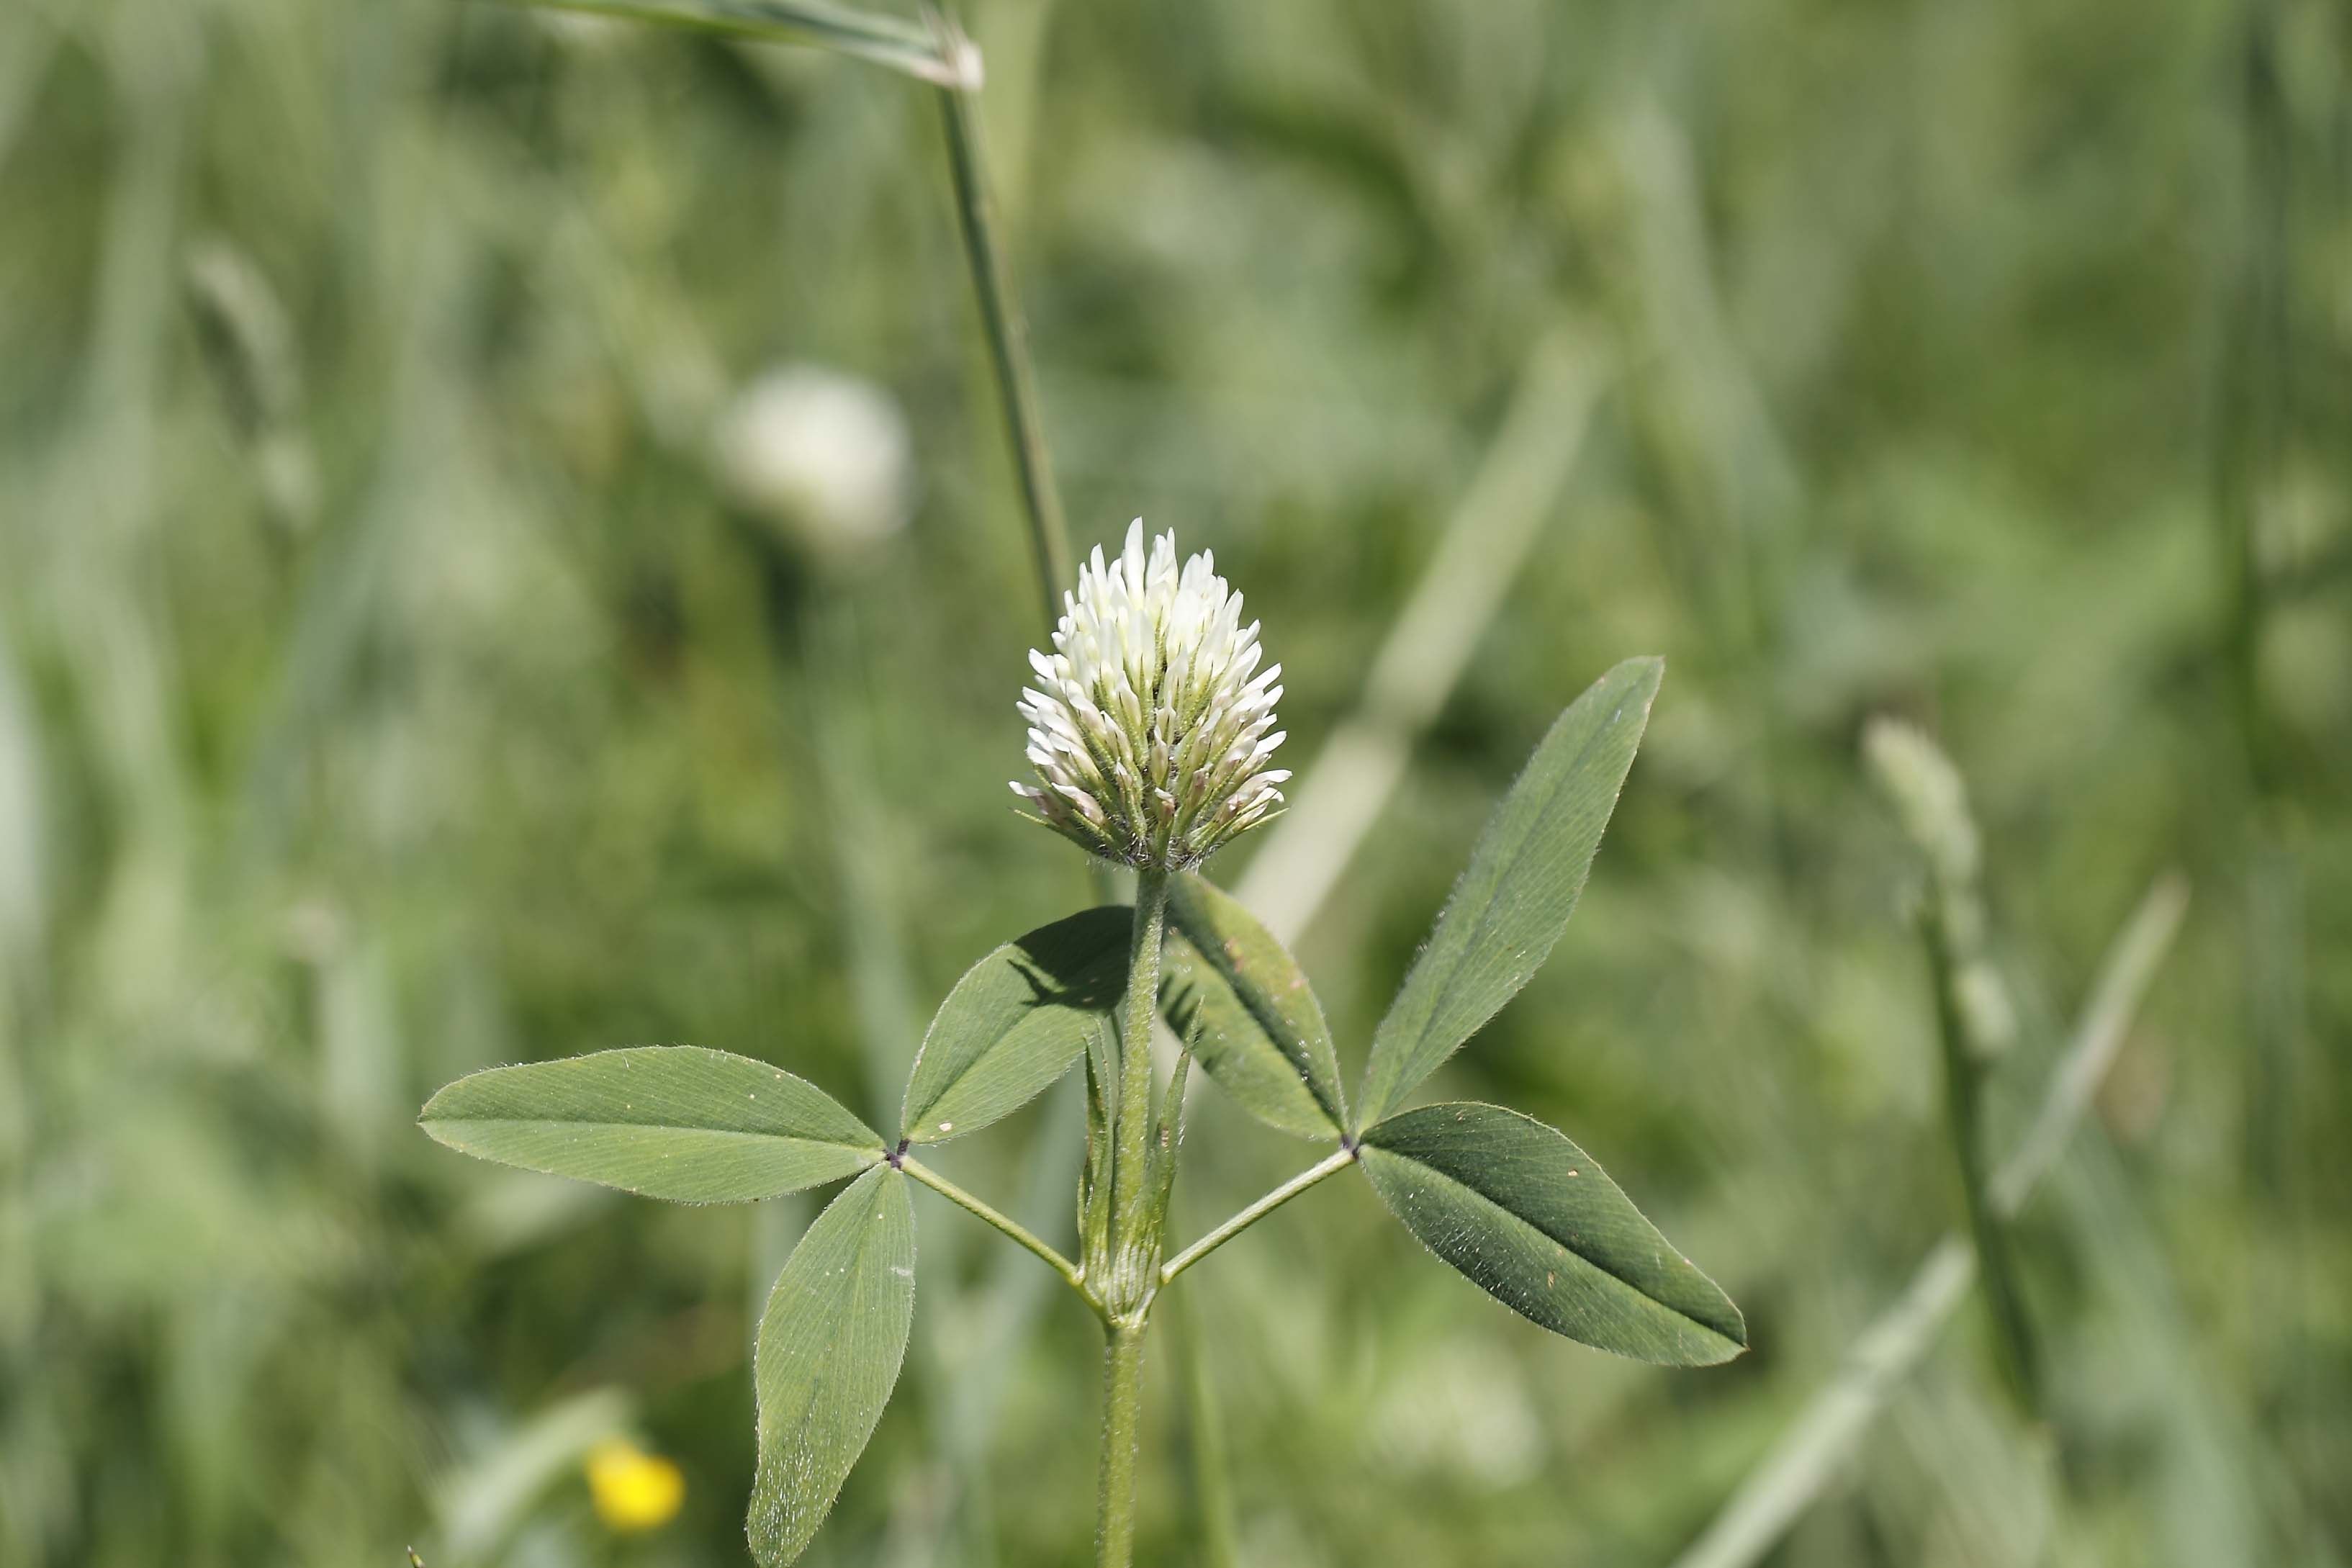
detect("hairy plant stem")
[936,75,1073,634]
[1109,870,1171,1281]
[1096,1320,1148,1568]
[1091,867,1171,1567]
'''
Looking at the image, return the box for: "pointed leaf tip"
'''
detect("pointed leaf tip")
[1356,658,1662,1128]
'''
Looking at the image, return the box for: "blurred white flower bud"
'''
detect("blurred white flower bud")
[1371,1338,1547,1490]
[714,365,914,561]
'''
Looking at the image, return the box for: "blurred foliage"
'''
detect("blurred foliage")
[1,0,2348,1564]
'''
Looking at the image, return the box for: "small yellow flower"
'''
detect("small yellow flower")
[585,1437,685,1533]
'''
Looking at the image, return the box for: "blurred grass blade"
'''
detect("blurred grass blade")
[420,1046,883,1202]
[0,643,42,970]
[0,4,60,174]
[436,1387,635,1560]
[750,1165,917,1566]
[899,906,1130,1145]
[1990,875,2191,1209]
[1359,1102,1744,1365]
[181,238,317,531]
[2052,1107,2299,1562]
[1669,875,2189,1568]
[1355,657,1662,1129]
[1163,873,1346,1140]
[501,0,978,87]
[1168,1281,1240,1568]
[1235,334,1608,946]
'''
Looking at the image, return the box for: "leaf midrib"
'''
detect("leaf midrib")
[430,1117,882,1158]
[1171,921,1345,1131]
[765,1200,890,1439]
[1376,1143,1736,1348]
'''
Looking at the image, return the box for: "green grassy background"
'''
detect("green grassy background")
[2,0,2347,1564]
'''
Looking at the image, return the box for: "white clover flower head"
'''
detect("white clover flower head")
[1011,521,1289,870]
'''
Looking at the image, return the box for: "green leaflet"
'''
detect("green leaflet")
[1355,657,1661,1129]
[420,1046,881,1203]
[747,1165,917,1565]
[900,906,1131,1144]
[1161,873,1347,1139]
[1359,1102,1744,1366]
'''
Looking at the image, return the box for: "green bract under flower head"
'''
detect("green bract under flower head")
[1013,521,1288,869]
